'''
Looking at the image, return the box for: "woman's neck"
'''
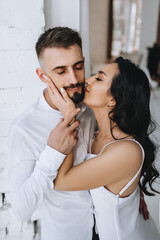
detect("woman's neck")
[93,108,112,139]
[92,107,130,141]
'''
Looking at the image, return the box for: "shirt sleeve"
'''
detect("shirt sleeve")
[8,125,66,222]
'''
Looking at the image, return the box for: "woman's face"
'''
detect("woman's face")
[84,63,119,108]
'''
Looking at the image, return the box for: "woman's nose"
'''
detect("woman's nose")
[85,76,94,85]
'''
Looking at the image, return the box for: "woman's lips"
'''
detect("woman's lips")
[85,87,89,92]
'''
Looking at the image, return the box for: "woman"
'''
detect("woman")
[47,57,160,239]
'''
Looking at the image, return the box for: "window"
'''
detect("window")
[111,0,143,57]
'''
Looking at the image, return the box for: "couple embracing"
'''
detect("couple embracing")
[8,27,160,240]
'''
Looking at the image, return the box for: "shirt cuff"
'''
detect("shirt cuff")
[38,145,66,171]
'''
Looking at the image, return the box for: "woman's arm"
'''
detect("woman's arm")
[46,79,79,189]
[46,80,142,192]
[54,140,142,191]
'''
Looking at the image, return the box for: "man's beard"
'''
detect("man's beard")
[64,82,85,104]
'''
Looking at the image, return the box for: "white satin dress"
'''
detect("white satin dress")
[87,139,160,240]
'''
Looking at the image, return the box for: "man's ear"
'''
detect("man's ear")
[36,68,48,84]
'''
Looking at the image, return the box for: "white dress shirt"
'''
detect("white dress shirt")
[8,89,96,240]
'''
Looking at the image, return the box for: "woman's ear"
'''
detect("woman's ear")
[36,68,48,83]
[107,98,116,108]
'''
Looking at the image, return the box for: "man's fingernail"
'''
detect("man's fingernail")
[60,87,64,93]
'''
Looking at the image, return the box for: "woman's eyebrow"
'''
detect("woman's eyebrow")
[98,70,107,76]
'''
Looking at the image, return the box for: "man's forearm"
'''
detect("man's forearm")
[8,127,66,221]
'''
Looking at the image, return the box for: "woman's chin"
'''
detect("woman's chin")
[83,98,91,108]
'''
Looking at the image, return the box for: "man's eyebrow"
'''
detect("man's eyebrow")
[98,70,107,76]
[52,60,84,71]
[73,60,84,67]
[52,65,66,71]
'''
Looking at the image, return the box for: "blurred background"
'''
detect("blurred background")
[0,0,160,239]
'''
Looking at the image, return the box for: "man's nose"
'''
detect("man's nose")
[68,71,78,85]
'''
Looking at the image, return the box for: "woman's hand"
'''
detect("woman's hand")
[46,78,76,118]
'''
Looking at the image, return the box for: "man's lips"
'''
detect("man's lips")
[67,86,81,92]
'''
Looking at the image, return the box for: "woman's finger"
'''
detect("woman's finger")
[48,79,63,99]
[60,87,72,103]
[47,83,54,97]
[63,109,80,127]
[47,82,65,108]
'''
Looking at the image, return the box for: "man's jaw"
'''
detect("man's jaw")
[70,89,85,104]
[62,82,85,104]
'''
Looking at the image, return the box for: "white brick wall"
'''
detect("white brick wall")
[0,0,45,239]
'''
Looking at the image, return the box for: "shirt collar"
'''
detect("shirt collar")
[39,88,86,118]
[76,102,87,118]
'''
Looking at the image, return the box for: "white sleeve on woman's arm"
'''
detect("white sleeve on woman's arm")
[8,126,66,222]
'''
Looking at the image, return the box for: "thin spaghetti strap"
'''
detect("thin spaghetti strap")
[99,140,118,155]
[91,138,144,196]
[118,140,145,196]
[99,138,137,155]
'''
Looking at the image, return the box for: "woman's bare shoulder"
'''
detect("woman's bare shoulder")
[102,140,143,169]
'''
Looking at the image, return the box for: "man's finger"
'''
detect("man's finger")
[69,122,80,132]
[55,118,64,127]
[72,129,79,138]
[63,109,81,126]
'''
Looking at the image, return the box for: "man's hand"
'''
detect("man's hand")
[47,109,80,155]
[46,78,76,118]
[139,188,149,220]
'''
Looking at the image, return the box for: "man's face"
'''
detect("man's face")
[40,44,85,104]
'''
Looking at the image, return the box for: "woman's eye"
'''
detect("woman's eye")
[96,77,102,81]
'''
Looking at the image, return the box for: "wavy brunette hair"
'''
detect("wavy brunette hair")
[109,57,159,196]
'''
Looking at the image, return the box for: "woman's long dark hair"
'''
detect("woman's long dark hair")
[109,57,159,196]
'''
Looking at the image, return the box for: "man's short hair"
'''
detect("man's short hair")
[35,27,82,58]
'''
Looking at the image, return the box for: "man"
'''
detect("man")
[8,27,148,240]
[8,27,97,240]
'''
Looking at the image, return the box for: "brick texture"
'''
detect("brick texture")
[0,0,44,239]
